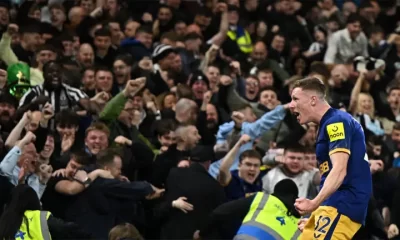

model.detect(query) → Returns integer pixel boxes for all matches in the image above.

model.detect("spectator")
[324,14,368,64]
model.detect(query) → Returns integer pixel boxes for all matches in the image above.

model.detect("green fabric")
[101,92,160,160]
[100,92,128,123]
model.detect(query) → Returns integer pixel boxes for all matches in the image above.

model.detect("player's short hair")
[292,76,327,98]
[239,150,262,164]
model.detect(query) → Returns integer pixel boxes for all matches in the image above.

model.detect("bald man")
[76,43,94,68]
[68,7,85,28]
[151,124,201,188]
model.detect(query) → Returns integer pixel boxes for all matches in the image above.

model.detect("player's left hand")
[294,198,318,215]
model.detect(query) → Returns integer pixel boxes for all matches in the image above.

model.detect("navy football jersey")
[316,108,372,224]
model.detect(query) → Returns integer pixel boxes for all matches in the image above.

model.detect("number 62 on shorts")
[300,206,361,240]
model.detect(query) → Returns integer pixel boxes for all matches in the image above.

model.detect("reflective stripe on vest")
[16,210,52,240]
[234,192,301,240]
[227,30,253,53]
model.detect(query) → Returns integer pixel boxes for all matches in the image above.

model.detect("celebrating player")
[290,77,372,239]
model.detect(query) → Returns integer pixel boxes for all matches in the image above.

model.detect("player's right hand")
[294,198,318,215]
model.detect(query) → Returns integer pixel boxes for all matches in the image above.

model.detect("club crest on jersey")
[327,122,345,142]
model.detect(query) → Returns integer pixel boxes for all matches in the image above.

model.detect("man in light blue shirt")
[0,131,49,199]
[209,104,289,178]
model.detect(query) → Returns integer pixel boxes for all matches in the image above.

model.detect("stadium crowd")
[0,0,399,239]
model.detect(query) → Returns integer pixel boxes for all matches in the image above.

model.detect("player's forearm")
[313,167,346,206]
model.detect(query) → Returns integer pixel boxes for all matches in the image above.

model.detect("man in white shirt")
[262,146,320,198]
[324,14,368,64]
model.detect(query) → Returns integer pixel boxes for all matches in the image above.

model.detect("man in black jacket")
[157,145,226,239]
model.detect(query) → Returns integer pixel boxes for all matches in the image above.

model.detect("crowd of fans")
[0,0,399,239]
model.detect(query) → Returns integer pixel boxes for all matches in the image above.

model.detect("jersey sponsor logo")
[326,122,345,142]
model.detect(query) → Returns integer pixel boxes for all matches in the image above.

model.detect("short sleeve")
[325,117,352,156]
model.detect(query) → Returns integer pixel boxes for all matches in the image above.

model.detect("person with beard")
[205,103,221,142]
[152,5,176,42]
[76,43,95,69]
[81,67,96,96]
[113,54,133,92]
[11,21,42,66]
[151,124,201,188]
[0,93,18,141]
[194,179,301,240]
[19,61,88,118]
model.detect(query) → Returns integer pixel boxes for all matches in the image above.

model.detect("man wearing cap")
[158,145,226,239]
[189,70,210,101]
[194,179,302,240]
[147,43,178,96]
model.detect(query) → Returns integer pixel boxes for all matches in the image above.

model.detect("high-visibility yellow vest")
[15,210,52,240]
[227,30,253,54]
[234,192,301,240]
